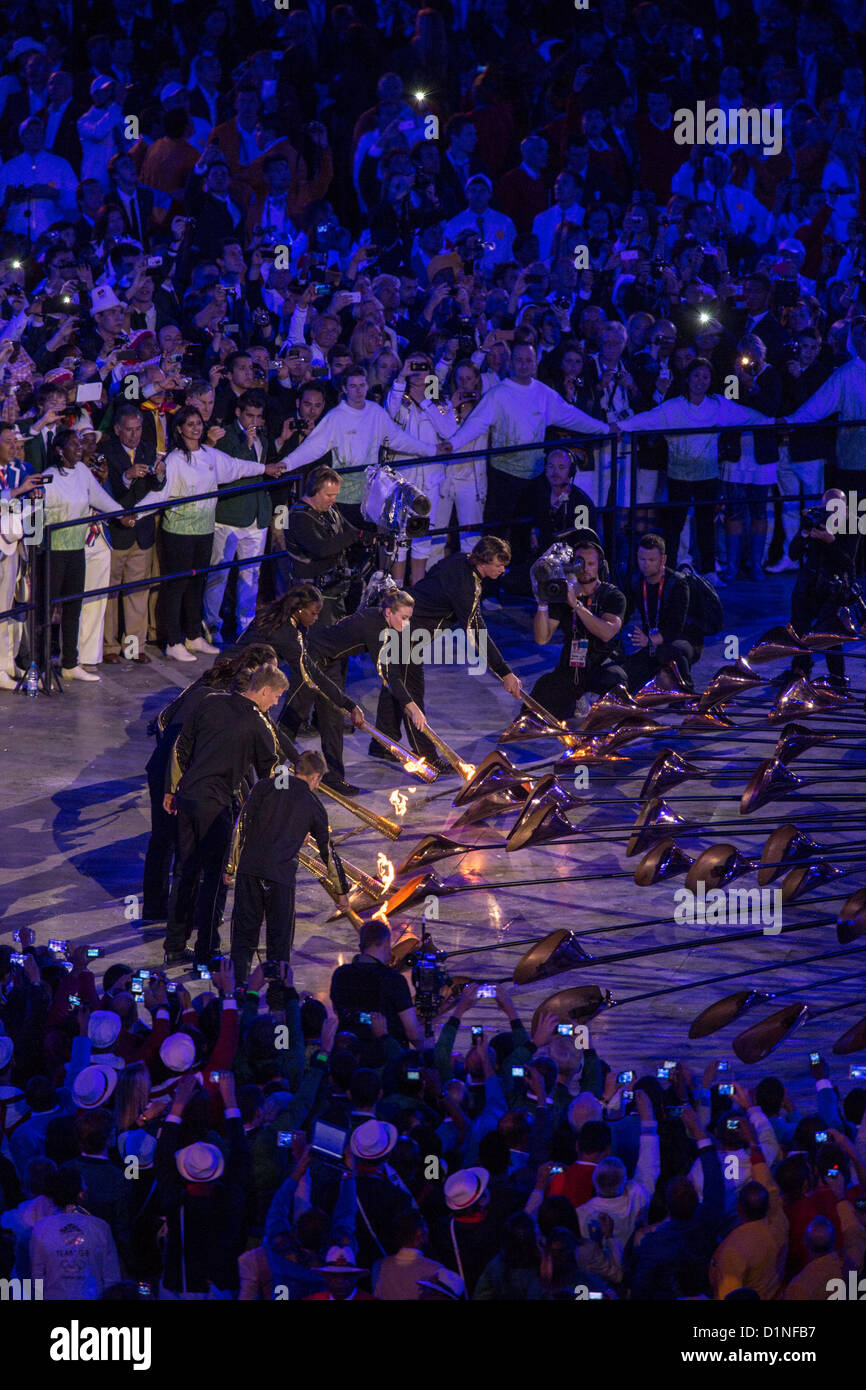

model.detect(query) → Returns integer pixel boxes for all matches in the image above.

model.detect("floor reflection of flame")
[460,853,488,877]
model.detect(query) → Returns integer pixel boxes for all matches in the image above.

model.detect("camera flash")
[414,91,426,102]
[698,311,710,323]
[11,260,21,270]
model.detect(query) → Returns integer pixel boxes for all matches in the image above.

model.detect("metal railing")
[0,415,857,693]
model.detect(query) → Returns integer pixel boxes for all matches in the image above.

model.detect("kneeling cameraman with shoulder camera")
[786,488,860,689]
[530,531,627,720]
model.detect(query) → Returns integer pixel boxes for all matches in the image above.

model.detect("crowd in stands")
[2,927,866,1300]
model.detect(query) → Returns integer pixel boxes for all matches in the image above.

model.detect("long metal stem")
[614,942,866,1008]
[428,892,854,959]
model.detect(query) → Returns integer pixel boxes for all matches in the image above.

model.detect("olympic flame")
[457,761,477,781]
[371,853,396,923]
[377,852,395,895]
[404,758,432,777]
[389,789,408,817]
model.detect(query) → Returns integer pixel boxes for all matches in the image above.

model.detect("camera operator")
[531,535,626,719]
[330,919,424,1047]
[622,533,700,691]
[786,489,859,689]
[371,535,523,770]
[269,381,329,595]
[284,465,369,630]
[225,750,350,984]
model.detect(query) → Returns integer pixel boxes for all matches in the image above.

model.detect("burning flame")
[405,758,430,776]
[457,761,477,781]
[376,852,395,895]
[371,853,395,924]
[389,789,408,817]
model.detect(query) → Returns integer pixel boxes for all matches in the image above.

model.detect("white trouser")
[443,462,486,552]
[580,437,663,511]
[204,522,267,636]
[78,533,111,666]
[776,453,824,548]
[401,464,452,563]
[0,547,21,676]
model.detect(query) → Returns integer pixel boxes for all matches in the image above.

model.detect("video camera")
[363,462,431,541]
[530,539,589,604]
[802,505,830,531]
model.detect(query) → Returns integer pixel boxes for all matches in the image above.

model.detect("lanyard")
[641,572,665,630]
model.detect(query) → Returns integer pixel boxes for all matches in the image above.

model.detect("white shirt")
[449,376,609,479]
[0,150,78,240]
[788,356,866,471]
[143,446,267,534]
[532,201,586,259]
[696,180,768,239]
[620,395,768,480]
[282,400,437,504]
[77,102,126,187]
[443,207,516,269]
[43,463,125,551]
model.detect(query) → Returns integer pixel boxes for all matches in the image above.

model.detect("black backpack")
[675,564,724,637]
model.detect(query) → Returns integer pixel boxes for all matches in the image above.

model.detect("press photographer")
[622,534,701,692]
[786,489,860,690]
[530,533,627,720]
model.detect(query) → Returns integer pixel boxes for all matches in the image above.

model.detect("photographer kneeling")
[531,534,627,720]
[622,533,701,692]
[785,489,860,690]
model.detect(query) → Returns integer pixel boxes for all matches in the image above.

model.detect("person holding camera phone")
[225,749,350,984]
[531,535,626,720]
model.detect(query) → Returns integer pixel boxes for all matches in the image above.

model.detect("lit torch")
[422,722,476,782]
[356,716,438,782]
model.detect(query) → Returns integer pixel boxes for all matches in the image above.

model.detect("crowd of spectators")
[2,928,866,1301]
[2,0,866,689]
[2,0,866,1309]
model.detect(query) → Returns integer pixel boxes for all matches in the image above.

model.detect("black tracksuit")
[285,500,362,627]
[164,692,281,960]
[228,773,348,980]
[235,616,354,779]
[374,554,512,759]
[622,567,700,690]
[789,529,860,679]
[143,678,214,920]
[531,580,628,719]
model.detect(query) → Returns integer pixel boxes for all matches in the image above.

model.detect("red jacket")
[494,166,552,235]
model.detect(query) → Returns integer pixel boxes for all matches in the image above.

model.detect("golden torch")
[355,715,439,783]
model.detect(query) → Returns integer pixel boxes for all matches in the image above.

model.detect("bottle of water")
[24,661,38,698]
